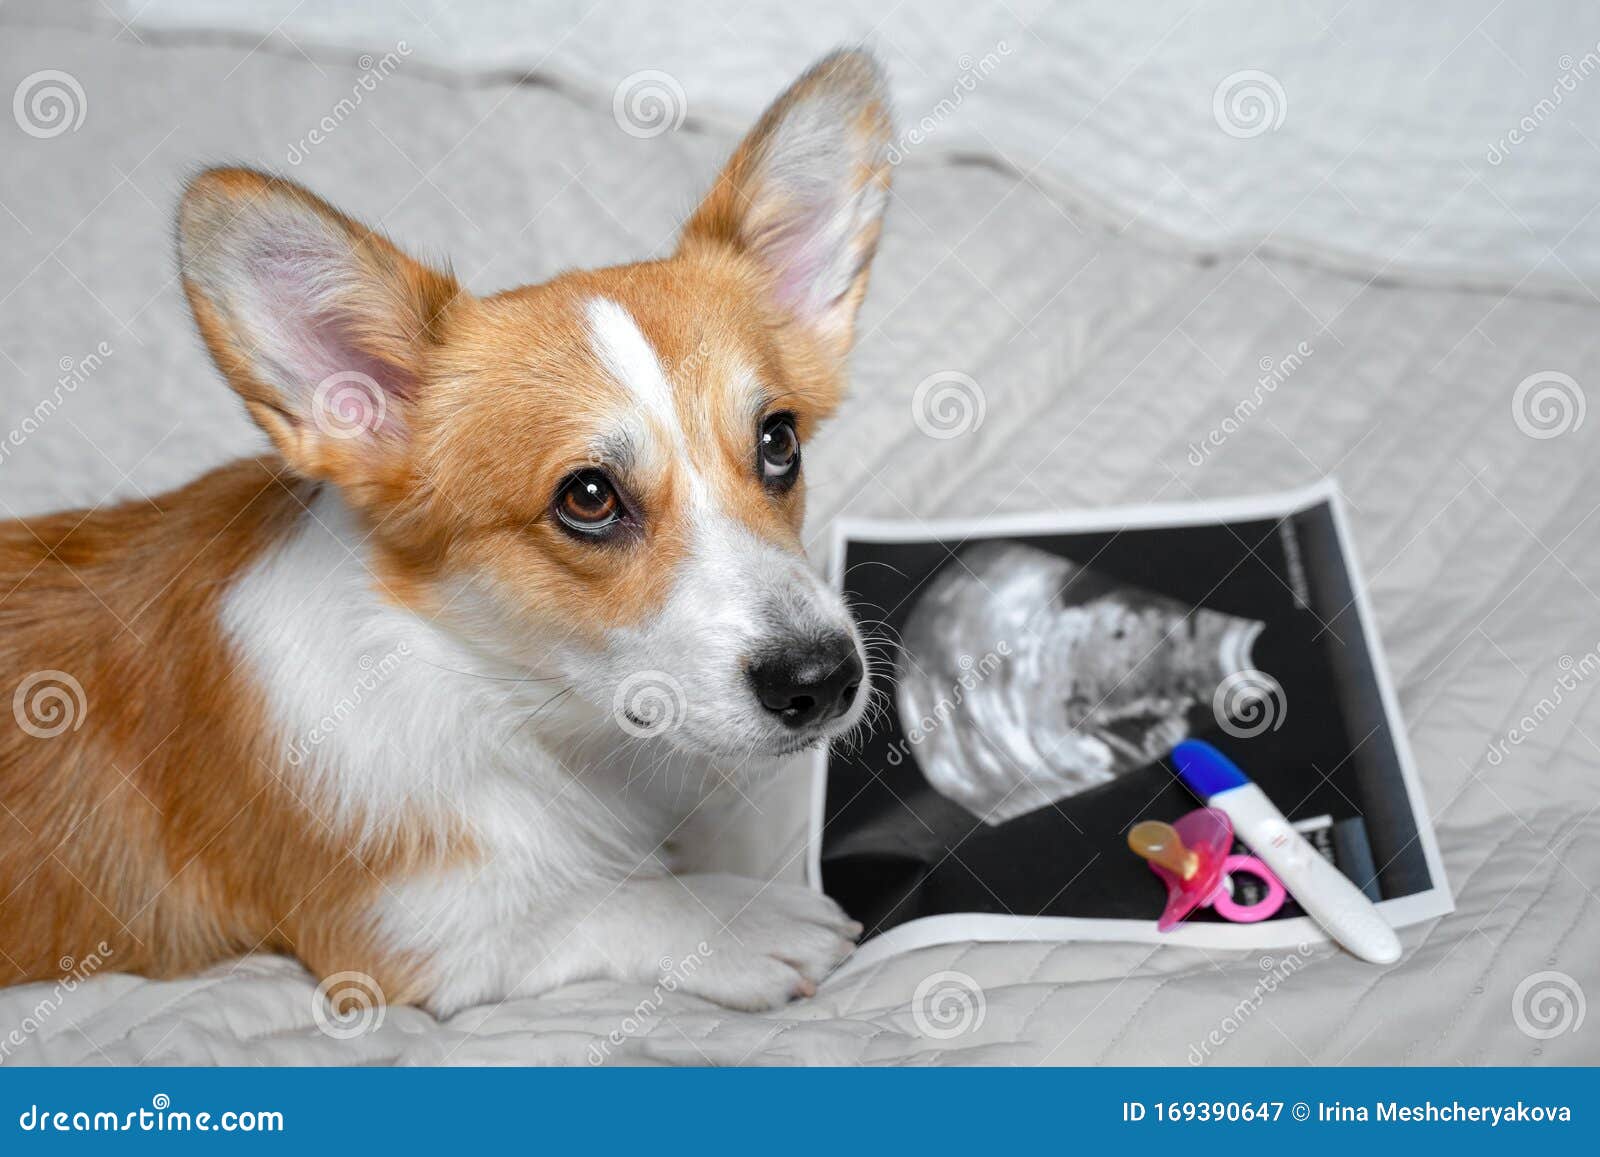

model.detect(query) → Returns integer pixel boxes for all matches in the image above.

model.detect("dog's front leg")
[418,873,861,1017]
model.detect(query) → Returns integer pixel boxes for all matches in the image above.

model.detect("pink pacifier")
[1128,808,1286,930]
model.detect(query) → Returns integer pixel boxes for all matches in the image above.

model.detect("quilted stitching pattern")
[1,13,1596,1066]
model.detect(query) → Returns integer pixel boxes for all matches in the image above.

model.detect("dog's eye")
[554,470,624,536]
[759,414,800,488]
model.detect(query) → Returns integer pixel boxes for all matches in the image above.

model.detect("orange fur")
[0,50,891,1002]
[0,460,456,1002]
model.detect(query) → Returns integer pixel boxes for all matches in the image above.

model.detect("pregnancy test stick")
[1170,739,1402,965]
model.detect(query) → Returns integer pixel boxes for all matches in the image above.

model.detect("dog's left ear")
[177,168,462,498]
[680,49,892,363]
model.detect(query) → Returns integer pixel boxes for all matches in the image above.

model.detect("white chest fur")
[217,491,678,949]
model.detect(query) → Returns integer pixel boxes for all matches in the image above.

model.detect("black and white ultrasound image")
[820,499,1434,937]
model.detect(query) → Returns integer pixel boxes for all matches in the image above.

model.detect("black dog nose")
[748,636,864,728]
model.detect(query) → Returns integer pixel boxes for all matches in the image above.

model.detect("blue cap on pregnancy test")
[1170,739,1250,800]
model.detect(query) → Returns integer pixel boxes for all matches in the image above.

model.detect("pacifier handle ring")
[1209,855,1287,923]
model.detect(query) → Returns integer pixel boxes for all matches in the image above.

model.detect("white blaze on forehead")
[585,297,682,444]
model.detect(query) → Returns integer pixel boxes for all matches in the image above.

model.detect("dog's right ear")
[177,169,463,493]
[678,50,892,367]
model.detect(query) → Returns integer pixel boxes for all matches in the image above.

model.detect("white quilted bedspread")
[1,4,1597,1065]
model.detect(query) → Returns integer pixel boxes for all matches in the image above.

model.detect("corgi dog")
[0,51,890,1016]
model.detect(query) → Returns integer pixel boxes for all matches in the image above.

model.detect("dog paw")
[661,874,861,1011]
